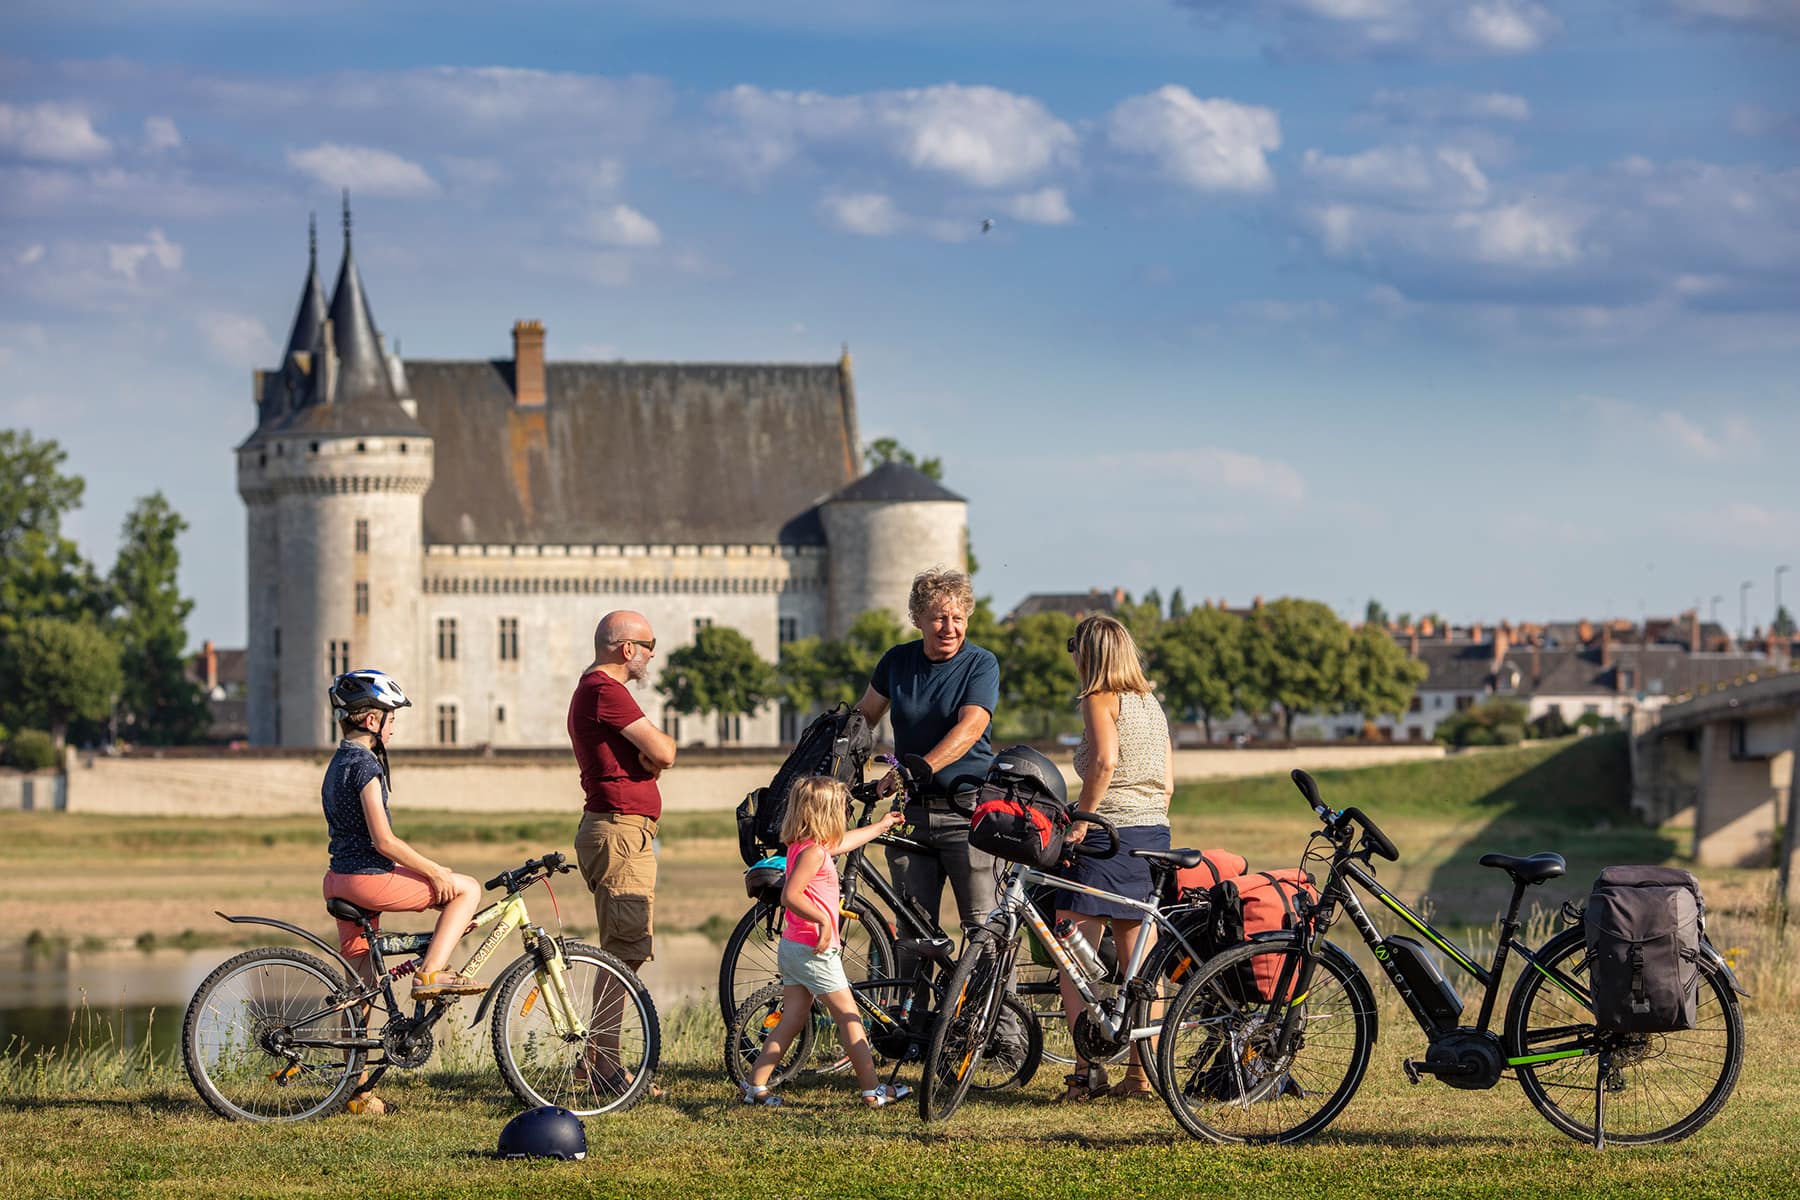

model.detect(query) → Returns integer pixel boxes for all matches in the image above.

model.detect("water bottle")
[1053,918,1104,980]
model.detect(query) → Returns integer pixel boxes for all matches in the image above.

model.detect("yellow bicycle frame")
[457,891,588,1038]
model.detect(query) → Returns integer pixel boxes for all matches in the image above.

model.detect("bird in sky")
[980,218,995,234]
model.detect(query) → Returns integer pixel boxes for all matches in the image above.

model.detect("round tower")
[818,461,968,639]
[238,201,432,746]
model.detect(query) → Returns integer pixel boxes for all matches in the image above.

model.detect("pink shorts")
[323,868,440,960]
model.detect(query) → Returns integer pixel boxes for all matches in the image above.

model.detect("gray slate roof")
[407,359,860,546]
[830,461,964,504]
[1414,640,1766,698]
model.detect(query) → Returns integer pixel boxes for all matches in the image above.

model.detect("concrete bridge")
[1631,666,1800,904]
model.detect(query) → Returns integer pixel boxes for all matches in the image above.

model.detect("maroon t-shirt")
[567,670,662,819]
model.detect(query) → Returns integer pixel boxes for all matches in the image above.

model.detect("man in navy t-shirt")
[856,567,1001,938]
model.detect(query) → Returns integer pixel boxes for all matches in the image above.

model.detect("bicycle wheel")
[723,983,817,1092]
[1017,960,1132,1070]
[182,946,364,1123]
[491,941,661,1117]
[968,995,1043,1092]
[919,937,1007,1122]
[716,897,895,1024]
[1507,926,1743,1145]
[1156,940,1373,1144]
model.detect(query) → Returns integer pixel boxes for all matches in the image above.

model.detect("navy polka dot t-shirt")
[322,740,394,875]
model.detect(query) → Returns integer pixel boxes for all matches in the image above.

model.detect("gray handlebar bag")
[1584,866,1704,1033]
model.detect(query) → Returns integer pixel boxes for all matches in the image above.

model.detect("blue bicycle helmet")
[328,669,412,721]
[497,1105,587,1160]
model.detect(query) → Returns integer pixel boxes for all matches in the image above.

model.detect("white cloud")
[19,244,46,266]
[1003,186,1074,225]
[0,102,111,162]
[576,203,662,247]
[712,83,1077,188]
[198,312,276,367]
[1301,144,1489,205]
[1101,446,1307,504]
[820,191,904,237]
[106,228,182,281]
[1176,0,1558,58]
[1105,87,1281,194]
[1654,410,1758,461]
[1364,88,1530,126]
[286,143,438,196]
[143,115,181,152]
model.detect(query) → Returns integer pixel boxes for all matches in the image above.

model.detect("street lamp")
[1710,594,1723,627]
[1740,580,1754,650]
[1778,565,1791,636]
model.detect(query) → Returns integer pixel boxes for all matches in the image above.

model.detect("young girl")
[740,776,908,1108]
[321,670,487,1113]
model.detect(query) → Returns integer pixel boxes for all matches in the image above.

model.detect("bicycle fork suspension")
[527,931,589,1038]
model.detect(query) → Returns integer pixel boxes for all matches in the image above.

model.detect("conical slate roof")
[827,460,964,504]
[326,196,395,406]
[283,214,327,359]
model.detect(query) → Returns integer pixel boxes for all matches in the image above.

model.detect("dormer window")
[1620,668,1636,691]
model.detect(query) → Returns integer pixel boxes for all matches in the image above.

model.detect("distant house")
[186,640,249,743]
[1005,588,1126,624]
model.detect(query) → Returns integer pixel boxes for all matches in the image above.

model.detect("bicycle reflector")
[497,1105,588,1160]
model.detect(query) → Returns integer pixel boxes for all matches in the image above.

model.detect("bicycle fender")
[469,952,533,1029]
[1700,940,1750,998]
[1247,932,1380,1046]
[213,910,362,985]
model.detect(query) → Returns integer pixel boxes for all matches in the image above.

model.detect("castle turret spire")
[326,190,395,405]
[282,212,327,359]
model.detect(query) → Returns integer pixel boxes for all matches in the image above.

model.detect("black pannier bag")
[1584,865,1704,1033]
[735,704,873,866]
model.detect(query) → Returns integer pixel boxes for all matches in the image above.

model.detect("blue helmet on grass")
[497,1105,587,1160]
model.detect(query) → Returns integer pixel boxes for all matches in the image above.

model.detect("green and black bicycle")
[1154,769,1746,1147]
[182,851,659,1122]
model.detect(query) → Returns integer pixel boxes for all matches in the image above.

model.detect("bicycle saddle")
[895,937,956,965]
[1477,852,1566,885]
[326,898,377,923]
[1131,847,1205,870]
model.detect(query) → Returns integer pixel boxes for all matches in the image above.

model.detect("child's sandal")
[741,1085,783,1107]
[861,1084,911,1108]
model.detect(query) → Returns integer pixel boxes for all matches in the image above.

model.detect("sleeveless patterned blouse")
[1073,690,1171,829]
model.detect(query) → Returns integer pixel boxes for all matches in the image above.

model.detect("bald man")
[569,611,677,972]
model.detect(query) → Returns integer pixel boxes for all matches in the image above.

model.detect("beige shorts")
[575,811,658,964]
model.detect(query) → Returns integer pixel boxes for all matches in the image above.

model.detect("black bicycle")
[1154,769,1746,1147]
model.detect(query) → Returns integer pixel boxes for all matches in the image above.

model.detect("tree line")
[0,431,210,767]
[656,593,1428,745]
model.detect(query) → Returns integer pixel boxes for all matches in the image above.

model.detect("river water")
[0,934,723,1060]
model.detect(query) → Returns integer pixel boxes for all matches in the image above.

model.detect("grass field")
[3,735,1795,1197]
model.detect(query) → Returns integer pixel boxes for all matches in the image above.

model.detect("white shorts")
[777,938,851,996]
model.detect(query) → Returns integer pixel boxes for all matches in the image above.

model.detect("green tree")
[110,493,211,745]
[657,625,778,740]
[1154,605,1245,742]
[1245,598,1350,741]
[862,437,943,482]
[1435,698,1529,747]
[1364,599,1389,627]
[1395,612,1414,630]
[1167,587,1188,620]
[999,611,1078,738]
[1,616,121,747]
[0,430,106,629]
[1114,592,1163,640]
[776,609,908,714]
[1339,620,1427,722]
[1775,605,1796,638]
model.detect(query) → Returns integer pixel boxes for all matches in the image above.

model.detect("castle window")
[355,519,369,553]
[354,581,369,616]
[355,441,366,453]
[399,442,408,454]
[662,711,682,741]
[498,616,519,662]
[273,627,281,658]
[437,703,459,746]
[258,452,267,466]
[1407,696,1421,713]
[437,618,459,661]
[778,617,798,645]
[328,639,352,676]
[717,714,742,744]
[693,616,713,638]
[309,441,319,454]
[496,705,506,724]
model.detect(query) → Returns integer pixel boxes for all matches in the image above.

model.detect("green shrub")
[5,730,58,772]
[1494,723,1526,746]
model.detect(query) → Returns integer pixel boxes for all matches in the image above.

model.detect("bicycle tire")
[1507,925,1743,1145]
[490,941,661,1117]
[715,896,896,1024]
[182,946,365,1123]
[1156,939,1373,1144]
[723,983,818,1092]
[968,994,1044,1092]
[918,936,1007,1122]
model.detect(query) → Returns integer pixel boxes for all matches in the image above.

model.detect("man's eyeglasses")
[1067,637,1077,654]
[611,638,656,652]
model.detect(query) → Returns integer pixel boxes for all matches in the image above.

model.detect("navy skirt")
[1057,824,1170,921]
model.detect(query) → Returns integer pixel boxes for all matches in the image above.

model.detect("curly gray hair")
[908,566,975,628]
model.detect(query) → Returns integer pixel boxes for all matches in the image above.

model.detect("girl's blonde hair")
[780,776,850,852]
[1072,614,1154,698]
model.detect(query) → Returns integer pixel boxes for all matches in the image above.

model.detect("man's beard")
[626,656,650,683]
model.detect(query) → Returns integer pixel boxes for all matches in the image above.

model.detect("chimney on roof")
[1472,621,1484,643]
[1531,635,1542,687]
[1491,626,1509,673]
[1409,625,1419,657]
[203,639,218,692]
[1113,587,1127,607]
[1688,609,1701,657]
[1443,621,1453,640]
[512,320,546,407]
[1419,616,1435,637]
[1578,618,1594,644]
[1253,595,1264,610]
[1601,624,1613,668]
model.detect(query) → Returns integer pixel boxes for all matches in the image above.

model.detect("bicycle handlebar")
[1289,769,1399,862]
[484,851,575,893]
[1066,809,1121,860]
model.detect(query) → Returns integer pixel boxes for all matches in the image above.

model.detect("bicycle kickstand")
[1591,1050,1608,1151]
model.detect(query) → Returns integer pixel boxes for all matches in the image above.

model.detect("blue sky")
[2,1,1797,647]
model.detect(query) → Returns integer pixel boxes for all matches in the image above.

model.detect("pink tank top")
[781,839,841,949]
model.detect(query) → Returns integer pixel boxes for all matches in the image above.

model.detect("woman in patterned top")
[1055,615,1174,1102]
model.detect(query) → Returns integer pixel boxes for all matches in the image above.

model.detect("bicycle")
[182,851,660,1122]
[1154,769,1746,1147]
[917,802,1216,1123]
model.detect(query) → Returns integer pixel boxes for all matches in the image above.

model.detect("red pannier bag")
[1211,869,1319,1000]
[1173,849,1250,903]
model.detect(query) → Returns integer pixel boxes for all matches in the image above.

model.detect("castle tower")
[818,461,968,638]
[238,199,433,746]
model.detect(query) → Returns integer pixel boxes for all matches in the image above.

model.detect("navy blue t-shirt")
[321,740,394,875]
[871,640,1000,793]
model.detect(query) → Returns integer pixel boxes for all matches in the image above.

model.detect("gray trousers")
[885,805,1001,941]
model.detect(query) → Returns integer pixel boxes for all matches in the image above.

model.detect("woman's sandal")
[345,1093,390,1115]
[741,1085,783,1108]
[1056,1065,1110,1103]
[861,1084,911,1108]
[1107,1071,1155,1100]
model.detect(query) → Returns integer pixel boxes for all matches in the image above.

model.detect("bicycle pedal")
[1401,1059,1422,1086]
